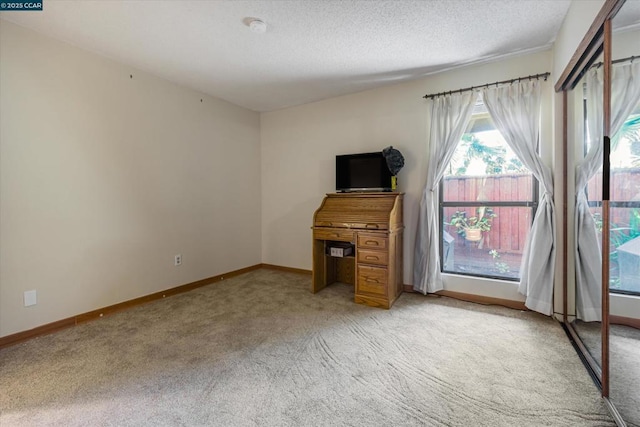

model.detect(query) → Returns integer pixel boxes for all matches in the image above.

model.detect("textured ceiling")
[613,0,640,30]
[1,0,573,112]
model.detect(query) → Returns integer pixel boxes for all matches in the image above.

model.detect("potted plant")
[449,207,496,242]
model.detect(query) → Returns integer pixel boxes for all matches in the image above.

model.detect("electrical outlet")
[174,254,182,266]
[24,290,37,307]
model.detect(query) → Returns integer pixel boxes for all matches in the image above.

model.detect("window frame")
[438,122,539,282]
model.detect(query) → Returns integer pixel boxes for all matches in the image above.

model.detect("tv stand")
[311,192,404,309]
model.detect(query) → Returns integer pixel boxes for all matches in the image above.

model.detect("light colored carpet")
[573,320,602,366]
[573,320,640,426]
[610,325,640,427]
[1,269,614,426]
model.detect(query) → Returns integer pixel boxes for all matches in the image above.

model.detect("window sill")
[610,292,640,320]
[441,273,525,304]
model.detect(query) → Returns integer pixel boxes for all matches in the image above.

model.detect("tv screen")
[336,152,392,192]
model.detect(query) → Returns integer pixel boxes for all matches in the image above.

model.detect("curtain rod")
[422,72,550,100]
[590,54,638,69]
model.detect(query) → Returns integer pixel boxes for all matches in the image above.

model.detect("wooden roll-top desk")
[311,192,404,309]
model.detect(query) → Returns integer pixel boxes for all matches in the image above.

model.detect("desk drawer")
[357,249,388,266]
[314,228,355,242]
[357,234,388,250]
[357,265,388,296]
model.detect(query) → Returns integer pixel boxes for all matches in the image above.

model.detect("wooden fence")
[440,170,640,255]
[442,174,533,255]
[587,170,640,227]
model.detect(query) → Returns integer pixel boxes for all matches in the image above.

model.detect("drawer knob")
[365,255,379,261]
[365,223,379,229]
[365,276,380,283]
[365,240,379,246]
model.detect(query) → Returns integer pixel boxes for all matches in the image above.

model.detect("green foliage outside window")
[453,133,527,175]
[449,207,497,235]
[592,210,640,290]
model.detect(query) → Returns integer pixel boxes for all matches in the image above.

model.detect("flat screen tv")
[336,152,392,192]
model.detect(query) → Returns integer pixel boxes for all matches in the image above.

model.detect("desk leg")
[312,239,328,293]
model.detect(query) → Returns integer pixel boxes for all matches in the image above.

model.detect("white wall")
[553,0,605,81]
[261,50,554,303]
[0,21,262,337]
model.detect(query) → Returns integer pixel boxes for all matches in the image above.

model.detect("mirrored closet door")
[609,2,640,425]
[560,0,640,425]
[567,50,605,376]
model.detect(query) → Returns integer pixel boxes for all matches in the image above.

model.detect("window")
[440,103,538,280]
[586,104,640,296]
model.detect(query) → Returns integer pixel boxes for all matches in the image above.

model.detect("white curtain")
[413,91,478,294]
[575,67,604,322]
[575,61,640,321]
[482,80,556,315]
